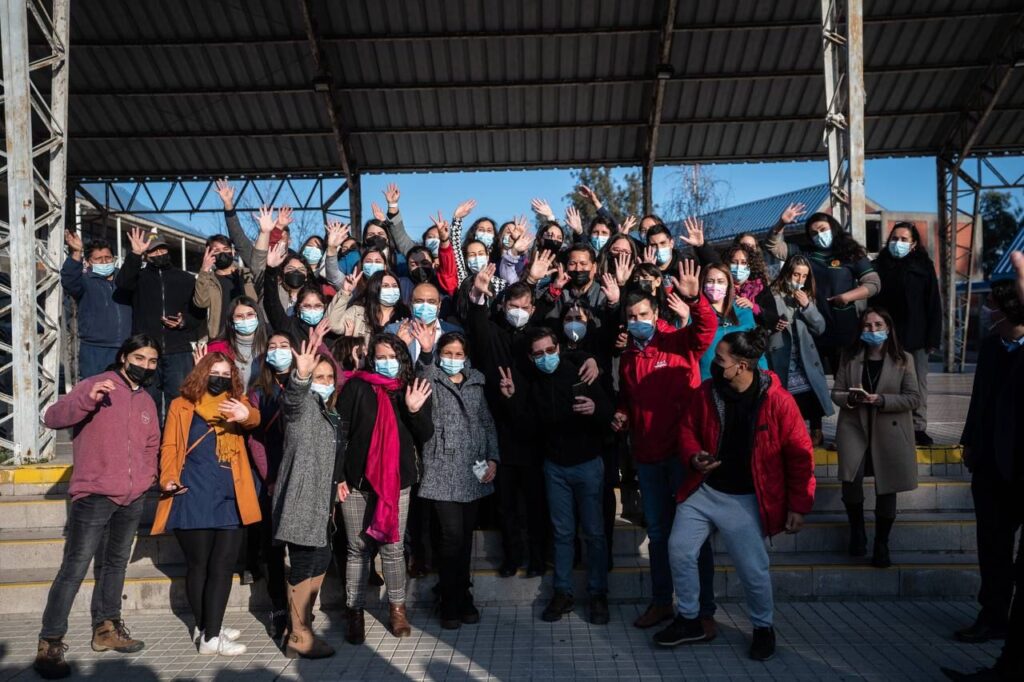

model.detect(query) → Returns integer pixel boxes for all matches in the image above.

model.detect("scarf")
[351,371,404,544]
[194,392,245,464]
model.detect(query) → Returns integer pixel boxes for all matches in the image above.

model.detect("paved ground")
[0,600,1001,681]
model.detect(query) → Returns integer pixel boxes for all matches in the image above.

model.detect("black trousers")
[972,470,1024,628]
[174,528,244,637]
[257,495,288,609]
[497,463,548,568]
[431,499,479,602]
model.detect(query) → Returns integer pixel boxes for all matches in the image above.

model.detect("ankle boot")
[844,503,867,556]
[389,603,412,637]
[872,516,895,568]
[285,580,335,659]
[346,608,366,644]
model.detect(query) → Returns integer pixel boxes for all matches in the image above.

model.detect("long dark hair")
[362,219,400,272]
[844,306,905,365]
[108,333,162,371]
[598,233,639,279]
[875,220,932,268]
[466,217,497,252]
[722,243,768,288]
[354,270,409,335]
[251,330,297,399]
[219,296,268,358]
[771,254,818,301]
[804,212,866,262]
[702,262,739,326]
[366,332,415,387]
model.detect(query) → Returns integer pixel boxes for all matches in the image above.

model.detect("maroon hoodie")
[44,370,160,506]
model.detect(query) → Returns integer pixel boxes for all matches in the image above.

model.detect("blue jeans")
[636,458,717,616]
[544,458,608,597]
[40,494,146,639]
[78,343,119,380]
[146,350,193,421]
[669,484,774,628]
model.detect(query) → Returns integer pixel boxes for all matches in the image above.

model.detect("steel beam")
[643,0,679,215]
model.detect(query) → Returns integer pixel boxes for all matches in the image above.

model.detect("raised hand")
[665,291,690,321]
[88,379,116,403]
[676,259,701,298]
[679,217,705,247]
[127,227,150,256]
[531,198,555,221]
[780,202,807,225]
[619,214,637,235]
[564,205,583,235]
[411,320,435,354]
[396,319,414,346]
[453,199,477,221]
[497,366,515,398]
[430,211,451,244]
[341,266,362,295]
[201,247,216,273]
[405,377,432,413]
[292,337,319,379]
[266,240,288,269]
[383,182,400,206]
[276,205,294,228]
[255,205,276,234]
[215,178,235,210]
[473,262,496,297]
[614,252,634,286]
[600,273,620,306]
[311,318,330,350]
[371,202,386,223]
[219,398,251,423]
[326,220,350,254]
[64,229,83,254]
[553,263,570,289]
[577,184,602,209]
[511,229,534,256]
[1011,251,1024,304]
[192,341,208,366]
[642,245,657,265]
[527,249,556,283]
[342,316,357,338]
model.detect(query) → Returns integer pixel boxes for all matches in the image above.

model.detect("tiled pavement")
[0,600,1001,681]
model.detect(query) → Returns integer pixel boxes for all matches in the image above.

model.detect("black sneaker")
[541,592,574,622]
[460,591,480,625]
[589,595,609,625]
[749,626,776,661]
[653,615,705,647]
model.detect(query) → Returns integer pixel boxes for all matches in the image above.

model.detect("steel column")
[348,174,362,239]
[642,0,679,215]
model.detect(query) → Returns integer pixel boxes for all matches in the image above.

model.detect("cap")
[145,237,170,253]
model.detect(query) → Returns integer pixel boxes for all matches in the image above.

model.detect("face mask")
[505,307,530,329]
[704,282,727,302]
[1002,336,1024,352]
[656,247,673,265]
[299,308,324,326]
[627,319,656,341]
[379,287,401,306]
[338,250,361,276]
[590,235,609,251]
[540,238,562,253]
[283,271,307,289]
[91,262,115,277]
[638,280,655,293]
[424,238,440,256]
[266,348,292,371]
[888,240,911,259]
[563,321,587,342]
[233,317,258,335]
[214,252,235,270]
[148,253,171,269]
[310,382,335,401]
[302,246,323,265]
[375,358,400,378]
[207,375,232,396]
[123,362,155,387]
[812,230,834,249]
[439,357,465,376]
[477,233,495,249]
[410,266,434,285]
[366,235,388,252]
[501,235,514,249]
[710,362,731,384]
[789,279,804,291]
[467,255,488,273]
[861,330,888,346]
[533,352,560,374]
[568,270,591,288]
[412,302,439,324]
[362,262,385,278]
[730,264,750,283]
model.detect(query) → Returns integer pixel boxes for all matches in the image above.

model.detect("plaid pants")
[341,487,411,608]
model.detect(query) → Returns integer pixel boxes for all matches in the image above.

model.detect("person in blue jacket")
[698,262,766,380]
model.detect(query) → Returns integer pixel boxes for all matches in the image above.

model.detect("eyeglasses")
[529,346,558,359]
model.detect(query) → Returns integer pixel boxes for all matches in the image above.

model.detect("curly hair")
[179,352,245,402]
[722,244,767,287]
[365,332,415,387]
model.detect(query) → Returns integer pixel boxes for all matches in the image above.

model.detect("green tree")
[980,190,1023,276]
[564,167,644,225]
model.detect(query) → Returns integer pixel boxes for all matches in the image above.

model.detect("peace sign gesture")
[292,335,319,380]
[341,266,363,295]
[676,259,701,298]
[405,377,433,413]
[497,367,515,398]
[430,211,450,243]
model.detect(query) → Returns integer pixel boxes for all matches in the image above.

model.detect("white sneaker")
[220,627,241,642]
[198,634,247,656]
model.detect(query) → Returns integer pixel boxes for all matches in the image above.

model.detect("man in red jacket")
[612,259,719,632]
[655,328,815,661]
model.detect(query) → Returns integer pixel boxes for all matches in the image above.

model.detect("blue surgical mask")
[302,246,323,265]
[861,330,888,346]
[439,357,465,376]
[339,250,361,276]
[590,235,609,251]
[627,319,656,341]
[730,264,750,283]
[379,287,401,306]
[233,317,259,335]
[299,308,324,326]
[563,321,587,342]
[310,382,335,401]
[266,348,292,371]
[812,230,833,249]
[91,262,115,277]
[375,358,400,378]
[888,240,911,259]
[362,262,385,278]
[468,255,488,273]
[477,233,494,249]
[533,352,560,374]
[412,302,438,324]
[656,247,672,265]
[425,238,441,256]
[501,235,514,249]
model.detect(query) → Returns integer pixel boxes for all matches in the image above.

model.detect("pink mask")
[704,282,727,302]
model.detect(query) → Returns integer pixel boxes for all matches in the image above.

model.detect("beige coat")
[831,350,921,495]
[193,266,259,341]
[325,288,373,344]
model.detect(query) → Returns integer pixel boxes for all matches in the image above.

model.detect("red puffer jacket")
[677,371,816,537]
[617,294,717,464]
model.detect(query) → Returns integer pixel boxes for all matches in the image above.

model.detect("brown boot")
[285,580,335,659]
[307,574,334,652]
[389,603,412,637]
[34,638,70,679]
[346,607,366,644]
[634,603,675,629]
[91,619,145,653]
[701,616,718,642]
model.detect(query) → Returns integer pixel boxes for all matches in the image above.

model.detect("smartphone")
[695,452,718,465]
[571,381,588,398]
[848,386,869,401]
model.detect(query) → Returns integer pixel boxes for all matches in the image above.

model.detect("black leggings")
[431,500,478,602]
[174,528,243,638]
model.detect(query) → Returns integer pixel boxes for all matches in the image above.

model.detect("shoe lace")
[47,640,69,659]
[114,620,133,641]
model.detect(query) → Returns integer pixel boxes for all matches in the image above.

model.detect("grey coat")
[766,291,834,417]
[416,362,500,503]
[272,372,342,547]
[832,350,921,495]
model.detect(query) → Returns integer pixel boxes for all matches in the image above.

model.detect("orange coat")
[151,396,262,535]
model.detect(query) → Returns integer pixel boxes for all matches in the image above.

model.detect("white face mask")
[505,307,530,329]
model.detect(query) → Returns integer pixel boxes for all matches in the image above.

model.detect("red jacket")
[677,371,816,537]
[617,294,717,464]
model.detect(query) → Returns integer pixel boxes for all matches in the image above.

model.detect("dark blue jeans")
[637,457,716,616]
[544,457,608,597]
[78,343,119,380]
[146,350,193,421]
[40,494,146,639]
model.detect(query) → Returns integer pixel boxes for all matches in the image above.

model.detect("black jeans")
[431,500,479,603]
[145,350,193,422]
[40,495,146,639]
[972,470,1024,628]
[257,495,287,609]
[497,463,548,568]
[174,528,243,638]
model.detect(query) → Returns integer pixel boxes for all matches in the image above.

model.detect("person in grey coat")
[765,255,835,446]
[414,328,499,630]
[271,331,340,660]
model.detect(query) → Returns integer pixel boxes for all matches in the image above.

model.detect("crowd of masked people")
[32,178,1024,682]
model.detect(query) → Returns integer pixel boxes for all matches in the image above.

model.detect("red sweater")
[677,372,816,537]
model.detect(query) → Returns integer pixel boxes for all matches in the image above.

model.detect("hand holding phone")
[692,451,720,474]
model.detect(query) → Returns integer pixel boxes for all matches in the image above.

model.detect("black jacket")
[114,252,202,354]
[870,250,942,352]
[332,377,434,492]
[961,335,1024,480]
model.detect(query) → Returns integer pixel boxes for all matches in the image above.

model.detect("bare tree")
[663,165,731,240]
[235,179,325,247]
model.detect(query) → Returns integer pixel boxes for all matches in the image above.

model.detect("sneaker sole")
[654,633,707,647]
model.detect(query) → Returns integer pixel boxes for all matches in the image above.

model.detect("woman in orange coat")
[152,352,261,656]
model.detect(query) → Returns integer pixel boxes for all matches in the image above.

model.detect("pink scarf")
[736,278,765,314]
[351,371,404,544]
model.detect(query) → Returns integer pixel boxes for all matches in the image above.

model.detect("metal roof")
[59,0,1024,180]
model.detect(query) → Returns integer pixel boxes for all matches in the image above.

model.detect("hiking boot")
[589,596,609,625]
[345,608,366,644]
[34,638,70,680]
[653,615,705,647]
[634,603,674,629]
[541,592,574,622]
[749,626,776,661]
[389,603,412,637]
[460,591,480,625]
[91,619,145,653]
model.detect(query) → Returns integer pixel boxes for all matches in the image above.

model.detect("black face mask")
[207,375,232,396]
[366,235,388,252]
[540,239,562,253]
[214,252,234,270]
[148,253,171,269]
[568,271,591,288]
[283,271,307,289]
[410,266,435,285]
[123,362,156,387]
[638,280,655,293]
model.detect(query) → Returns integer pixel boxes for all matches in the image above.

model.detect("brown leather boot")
[701,616,718,642]
[34,638,70,679]
[285,580,335,659]
[634,603,675,629]
[346,608,366,644]
[307,574,334,652]
[91,619,145,653]
[389,603,412,637]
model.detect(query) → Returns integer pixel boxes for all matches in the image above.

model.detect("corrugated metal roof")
[60,0,1024,179]
[667,184,831,241]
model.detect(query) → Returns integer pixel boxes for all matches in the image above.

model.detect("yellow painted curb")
[0,465,73,485]
[813,446,962,466]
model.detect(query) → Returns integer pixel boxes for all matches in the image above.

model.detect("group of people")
[30,177,1023,682]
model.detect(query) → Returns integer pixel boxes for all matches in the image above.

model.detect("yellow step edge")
[813,446,962,466]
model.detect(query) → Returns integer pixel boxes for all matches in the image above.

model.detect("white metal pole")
[181,237,186,270]
[116,216,123,263]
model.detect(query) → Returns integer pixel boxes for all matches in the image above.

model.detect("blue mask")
[563,321,587,342]
[302,246,323,265]
[888,240,911,259]
[730,264,750,283]
[1002,336,1024,352]
[439,357,465,376]
[375,358,400,378]
[533,352,560,374]
[627,319,656,341]
[590,235,609,251]
[813,230,833,249]
[91,262,115,277]
[339,250,361,276]
[412,302,438,324]
[299,308,324,326]
[861,330,888,346]
[266,348,292,371]
[362,262,385,278]
[310,382,335,401]
[425,238,441,256]
[656,247,673,265]
[233,318,259,335]
[468,255,488,273]
[501,235,514,249]
[477,233,494,249]
[379,287,401,306]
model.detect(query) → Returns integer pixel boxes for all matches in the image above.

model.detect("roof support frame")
[643,0,679,215]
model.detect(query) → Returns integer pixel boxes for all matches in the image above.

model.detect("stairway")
[0,448,978,615]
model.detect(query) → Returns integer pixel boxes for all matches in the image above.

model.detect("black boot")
[872,515,895,568]
[844,503,867,557]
